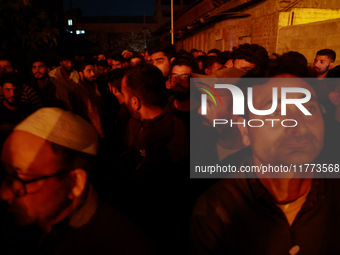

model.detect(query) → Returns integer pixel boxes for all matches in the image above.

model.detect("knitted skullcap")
[15,107,98,155]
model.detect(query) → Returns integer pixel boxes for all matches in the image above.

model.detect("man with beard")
[49,55,80,110]
[313,49,336,79]
[73,60,105,138]
[203,56,223,75]
[167,58,192,130]
[31,59,58,106]
[0,72,34,145]
[311,49,336,115]
[190,74,340,255]
[117,64,189,253]
[120,64,188,170]
[111,54,123,70]
[96,60,110,99]
[96,60,117,135]
[96,59,109,78]
[0,56,42,109]
[0,107,150,254]
[149,43,176,78]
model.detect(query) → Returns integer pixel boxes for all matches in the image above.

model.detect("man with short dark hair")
[96,59,109,78]
[111,54,123,70]
[193,44,269,79]
[0,58,14,79]
[122,64,168,122]
[0,57,42,109]
[0,107,150,254]
[207,48,221,57]
[31,59,58,106]
[203,56,223,75]
[231,43,269,76]
[74,60,105,138]
[190,74,340,254]
[118,64,189,253]
[148,44,176,78]
[313,48,336,79]
[97,53,106,61]
[96,60,114,124]
[49,55,80,109]
[49,55,79,84]
[129,54,145,67]
[168,58,193,129]
[108,68,125,105]
[0,72,34,145]
[78,61,96,83]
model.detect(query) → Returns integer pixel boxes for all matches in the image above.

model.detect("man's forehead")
[151,52,167,59]
[252,76,316,103]
[2,131,59,175]
[316,55,331,61]
[172,65,192,73]
[3,82,14,88]
[85,65,95,70]
[32,61,45,67]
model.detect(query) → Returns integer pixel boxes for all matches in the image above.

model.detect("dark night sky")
[63,0,155,16]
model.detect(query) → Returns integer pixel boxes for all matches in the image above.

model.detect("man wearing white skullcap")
[0,107,150,254]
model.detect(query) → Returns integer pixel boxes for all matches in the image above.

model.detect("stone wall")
[277,18,340,66]
[175,0,281,54]
[175,0,340,56]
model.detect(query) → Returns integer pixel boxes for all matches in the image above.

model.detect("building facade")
[173,0,340,65]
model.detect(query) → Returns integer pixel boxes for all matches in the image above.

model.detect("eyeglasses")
[0,166,71,197]
[169,74,190,81]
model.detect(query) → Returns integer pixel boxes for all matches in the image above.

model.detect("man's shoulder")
[47,188,151,254]
[142,107,188,139]
[49,66,61,78]
[82,201,151,254]
[49,67,80,84]
[90,201,140,230]
[194,177,253,214]
[220,147,252,167]
[0,102,34,118]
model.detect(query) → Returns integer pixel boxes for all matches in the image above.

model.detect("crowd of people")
[0,42,340,254]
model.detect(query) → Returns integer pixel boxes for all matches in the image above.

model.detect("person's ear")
[170,57,175,64]
[110,86,118,95]
[68,169,87,199]
[237,116,251,147]
[329,91,340,106]
[330,62,334,69]
[131,96,141,111]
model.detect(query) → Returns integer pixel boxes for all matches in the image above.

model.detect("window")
[68,19,73,26]
[75,30,85,35]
